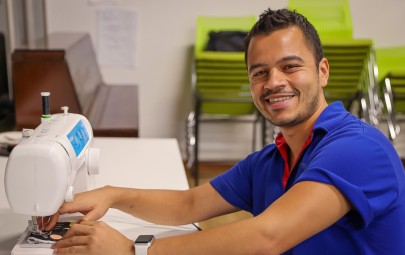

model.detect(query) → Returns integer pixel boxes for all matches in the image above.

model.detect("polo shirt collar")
[274,102,348,188]
[313,101,349,133]
[275,101,347,144]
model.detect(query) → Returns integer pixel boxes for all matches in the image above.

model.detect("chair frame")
[186,57,266,186]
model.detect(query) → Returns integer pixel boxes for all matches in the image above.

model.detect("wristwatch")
[134,235,155,255]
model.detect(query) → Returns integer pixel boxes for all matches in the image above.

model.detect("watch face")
[135,235,155,244]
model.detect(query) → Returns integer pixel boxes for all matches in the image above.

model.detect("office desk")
[0,138,196,255]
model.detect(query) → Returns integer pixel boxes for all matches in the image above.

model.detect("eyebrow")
[248,55,305,74]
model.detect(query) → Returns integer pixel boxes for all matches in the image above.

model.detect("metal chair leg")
[383,78,400,142]
[192,96,202,186]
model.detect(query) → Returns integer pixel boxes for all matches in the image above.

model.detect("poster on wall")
[89,0,121,4]
[97,8,137,68]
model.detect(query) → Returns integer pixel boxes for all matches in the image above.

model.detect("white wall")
[45,0,405,161]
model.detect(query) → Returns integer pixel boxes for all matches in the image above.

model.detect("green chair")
[186,16,265,185]
[376,46,405,141]
[322,39,380,124]
[288,0,353,40]
[288,0,380,125]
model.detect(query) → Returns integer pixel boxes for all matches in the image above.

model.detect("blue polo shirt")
[211,102,405,255]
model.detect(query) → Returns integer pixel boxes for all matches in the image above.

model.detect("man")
[50,8,405,255]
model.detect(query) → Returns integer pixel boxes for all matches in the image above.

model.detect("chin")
[269,115,298,127]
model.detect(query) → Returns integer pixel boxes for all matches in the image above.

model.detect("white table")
[0,138,196,255]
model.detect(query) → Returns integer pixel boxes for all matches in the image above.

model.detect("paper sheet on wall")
[88,0,120,5]
[97,9,137,68]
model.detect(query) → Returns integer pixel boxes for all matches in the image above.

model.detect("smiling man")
[50,8,405,255]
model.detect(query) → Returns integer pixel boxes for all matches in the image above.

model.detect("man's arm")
[147,180,351,255]
[109,183,240,225]
[53,180,351,254]
[51,183,239,227]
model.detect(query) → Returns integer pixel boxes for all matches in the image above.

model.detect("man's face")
[247,26,329,128]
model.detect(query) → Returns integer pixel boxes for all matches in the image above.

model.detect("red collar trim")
[275,131,313,189]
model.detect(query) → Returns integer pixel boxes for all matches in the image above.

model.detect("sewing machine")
[4,94,99,254]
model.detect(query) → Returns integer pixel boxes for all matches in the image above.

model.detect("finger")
[80,209,106,222]
[37,216,49,231]
[53,235,90,249]
[58,203,101,222]
[61,222,94,239]
[52,235,89,249]
[53,246,89,255]
[77,221,98,226]
[44,213,60,231]
[58,201,90,215]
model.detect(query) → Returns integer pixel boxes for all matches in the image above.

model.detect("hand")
[52,221,134,255]
[42,186,116,231]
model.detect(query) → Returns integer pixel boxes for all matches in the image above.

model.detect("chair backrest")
[193,16,257,116]
[288,0,353,40]
[195,16,256,56]
[321,39,379,124]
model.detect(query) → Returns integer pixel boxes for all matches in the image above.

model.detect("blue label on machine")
[67,120,89,157]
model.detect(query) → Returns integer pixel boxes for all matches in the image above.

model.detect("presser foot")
[28,216,44,234]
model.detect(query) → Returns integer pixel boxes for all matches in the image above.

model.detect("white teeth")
[269,96,293,103]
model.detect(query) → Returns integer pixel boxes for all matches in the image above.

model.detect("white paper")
[88,0,120,6]
[97,9,137,68]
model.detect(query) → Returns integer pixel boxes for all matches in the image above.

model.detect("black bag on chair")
[205,31,248,52]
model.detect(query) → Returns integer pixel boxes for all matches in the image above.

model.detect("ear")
[318,58,329,88]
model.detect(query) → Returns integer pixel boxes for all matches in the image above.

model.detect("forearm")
[147,181,351,255]
[106,183,238,226]
[149,217,276,255]
[106,186,195,225]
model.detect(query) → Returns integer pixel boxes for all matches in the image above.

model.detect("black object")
[41,92,50,116]
[0,32,14,132]
[0,143,14,156]
[205,31,248,52]
[0,33,8,96]
[135,235,155,244]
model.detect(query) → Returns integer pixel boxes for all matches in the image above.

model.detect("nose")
[264,69,286,90]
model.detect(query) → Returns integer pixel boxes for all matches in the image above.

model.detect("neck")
[280,101,327,162]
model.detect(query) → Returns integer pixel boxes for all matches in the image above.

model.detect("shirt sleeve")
[210,154,255,212]
[296,133,402,229]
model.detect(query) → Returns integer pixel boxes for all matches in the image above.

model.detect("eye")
[285,64,297,69]
[283,64,300,72]
[251,70,268,79]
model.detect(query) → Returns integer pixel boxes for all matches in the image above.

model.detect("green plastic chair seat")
[195,52,245,61]
[200,103,255,115]
[196,62,246,69]
[197,68,248,75]
[376,46,405,82]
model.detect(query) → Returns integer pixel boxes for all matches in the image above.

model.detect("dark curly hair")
[245,8,324,68]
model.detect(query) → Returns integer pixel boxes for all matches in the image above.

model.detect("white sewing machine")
[4,94,99,255]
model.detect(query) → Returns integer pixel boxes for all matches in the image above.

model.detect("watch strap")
[135,244,149,255]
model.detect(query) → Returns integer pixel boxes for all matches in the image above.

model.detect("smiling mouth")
[267,95,295,103]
